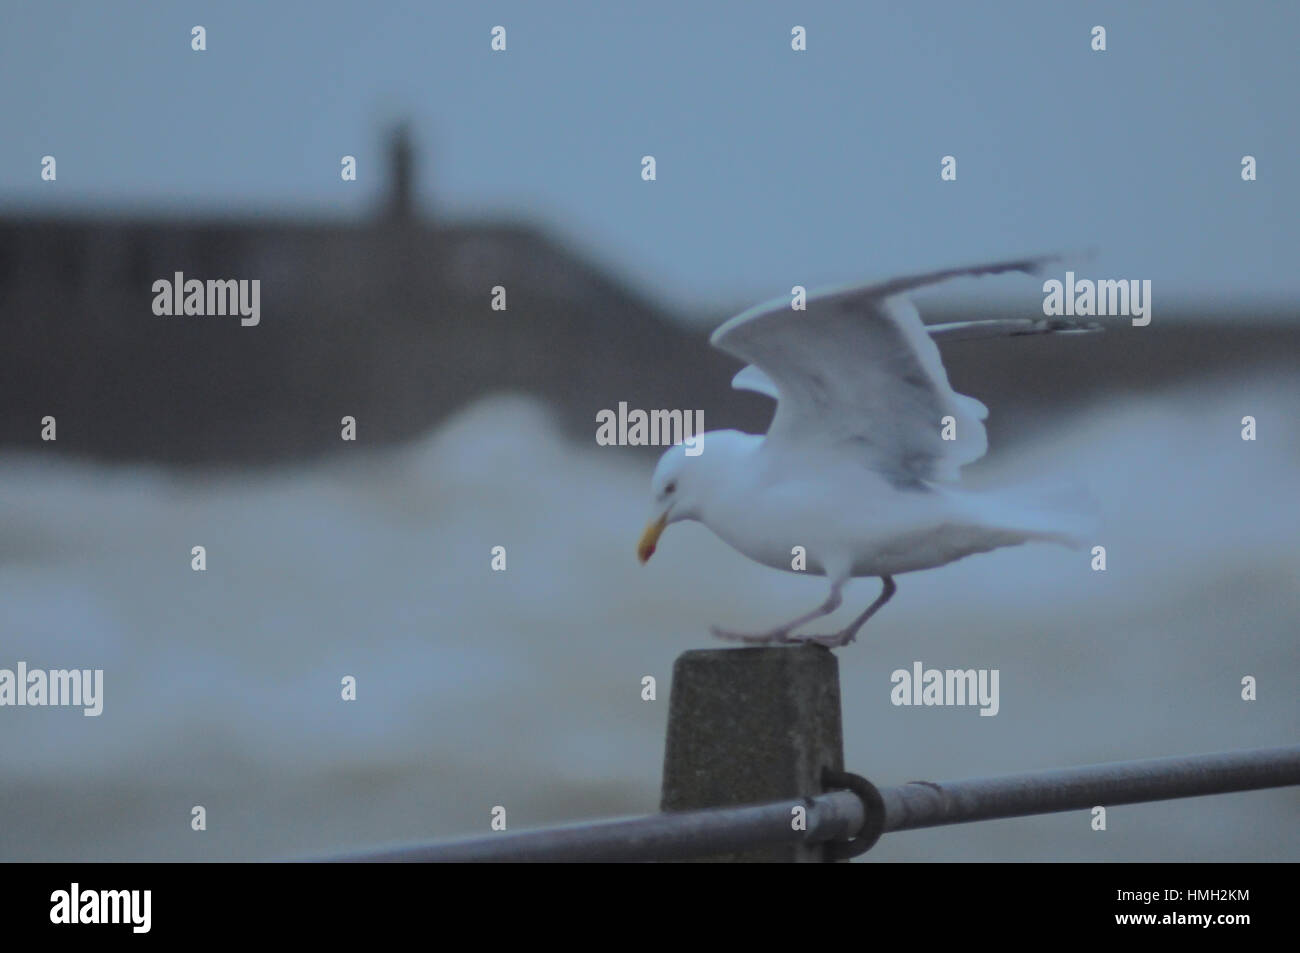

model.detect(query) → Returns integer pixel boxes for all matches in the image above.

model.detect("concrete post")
[660,645,845,862]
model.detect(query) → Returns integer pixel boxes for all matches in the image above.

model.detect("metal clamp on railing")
[820,768,886,860]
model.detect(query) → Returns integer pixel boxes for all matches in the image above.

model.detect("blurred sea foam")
[1,372,1297,861]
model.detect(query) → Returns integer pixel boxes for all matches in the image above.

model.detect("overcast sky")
[3,1,1296,314]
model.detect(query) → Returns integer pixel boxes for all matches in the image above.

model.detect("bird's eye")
[665,481,677,494]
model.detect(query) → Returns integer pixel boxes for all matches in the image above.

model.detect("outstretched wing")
[732,316,1098,395]
[926,316,1101,343]
[711,255,1059,483]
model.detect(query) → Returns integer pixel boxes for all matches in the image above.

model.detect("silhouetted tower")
[386,124,416,222]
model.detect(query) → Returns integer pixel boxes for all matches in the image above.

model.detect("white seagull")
[637,255,1095,648]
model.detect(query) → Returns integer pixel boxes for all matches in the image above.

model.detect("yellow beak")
[637,514,668,563]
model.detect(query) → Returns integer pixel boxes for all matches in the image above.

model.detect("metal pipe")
[321,744,1300,862]
[334,790,865,863]
[880,743,1300,832]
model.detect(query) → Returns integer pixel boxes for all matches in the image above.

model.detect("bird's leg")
[710,579,844,645]
[797,576,896,648]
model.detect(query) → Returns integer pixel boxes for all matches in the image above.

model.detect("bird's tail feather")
[982,480,1098,551]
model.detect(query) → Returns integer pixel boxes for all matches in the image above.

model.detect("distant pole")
[386,124,415,223]
[660,646,844,862]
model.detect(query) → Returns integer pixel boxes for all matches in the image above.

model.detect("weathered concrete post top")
[660,645,845,862]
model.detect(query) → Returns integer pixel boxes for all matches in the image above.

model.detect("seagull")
[636,255,1096,648]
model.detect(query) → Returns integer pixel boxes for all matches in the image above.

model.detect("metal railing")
[317,647,1299,862]
[328,744,1300,862]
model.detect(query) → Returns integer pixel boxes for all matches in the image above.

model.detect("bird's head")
[637,443,699,564]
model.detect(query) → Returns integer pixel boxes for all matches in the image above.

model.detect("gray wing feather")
[712,256,1070,482]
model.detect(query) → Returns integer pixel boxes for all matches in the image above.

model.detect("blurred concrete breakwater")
[2,129,1295,466]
